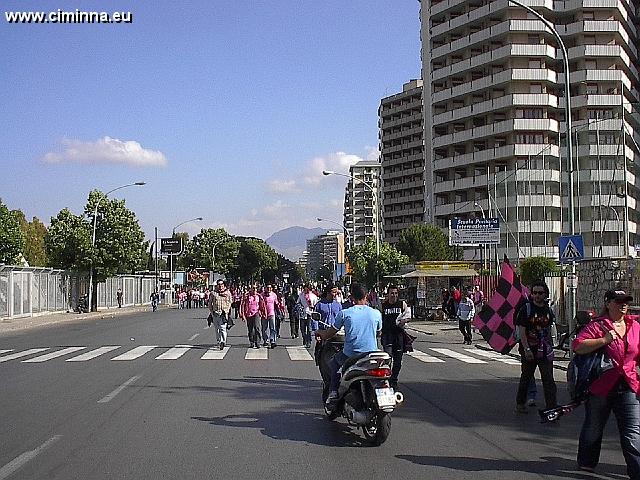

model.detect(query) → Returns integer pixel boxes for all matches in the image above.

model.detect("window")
[529,59,542,69]
[585,83,598,94]
[530,83,543,94]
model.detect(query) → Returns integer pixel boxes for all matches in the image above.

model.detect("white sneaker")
[325,391,338,404]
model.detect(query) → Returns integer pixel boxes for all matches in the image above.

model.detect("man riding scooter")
[315,283,382,406]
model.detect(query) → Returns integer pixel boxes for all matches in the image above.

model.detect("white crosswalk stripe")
[463,348,521,365]
[245,348,268,360]
[23,347,86,363]
[0,348,49,363]
[0,349,13,355]
[155,345,193,360]
[111,346,158,361]
[286,346,314,361]
[430,348,487,364]
[67,346,121,362]
[406,349,445,363]
[201,346,230,360]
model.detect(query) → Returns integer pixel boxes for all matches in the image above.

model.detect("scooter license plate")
[375,387,396,407]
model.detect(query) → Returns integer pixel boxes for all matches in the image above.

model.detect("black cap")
[604,289,633,303]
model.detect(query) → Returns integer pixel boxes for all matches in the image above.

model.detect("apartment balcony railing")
[433,143,560,171]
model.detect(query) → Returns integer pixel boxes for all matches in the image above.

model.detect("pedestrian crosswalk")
[0,344,521,366]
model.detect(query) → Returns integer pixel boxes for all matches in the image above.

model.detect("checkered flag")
[472,257,529,354]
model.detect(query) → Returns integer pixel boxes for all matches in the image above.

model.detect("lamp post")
[170,217,203,304]
[509,0,576,332]
[317,217,351,252]
[211,238,224,280]
[474,202,487,271]
[88,182,145,312]
[322,170,380,283]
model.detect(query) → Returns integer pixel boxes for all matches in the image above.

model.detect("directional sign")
[449,218,500,246]
[160,238,183,255]
[558,235,584,263]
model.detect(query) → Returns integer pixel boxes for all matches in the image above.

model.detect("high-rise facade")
[379,79,426,244]
[343,160,383,248]
[306,231,345,279]
[420,0,640,259]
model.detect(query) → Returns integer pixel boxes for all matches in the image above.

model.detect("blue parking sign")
[559,235,584,263]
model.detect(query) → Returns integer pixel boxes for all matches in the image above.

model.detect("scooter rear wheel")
[362,412,391,446]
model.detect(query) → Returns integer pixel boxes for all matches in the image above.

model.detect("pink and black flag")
[473,257,529,354]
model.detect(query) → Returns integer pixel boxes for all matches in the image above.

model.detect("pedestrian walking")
[297,284,318,348]
[240,284,263,349]
[573,290,640,477]
[514,280,557,414]
[472,285,484,309]
[286,289,299,338]
[209,280,233,350]
[232,287,242,319]
[381,284,411,389]
[150,290,159,312]
[457,291,475,345]
[313,284,343,363]
[260,284,279,348]
[116,288,123,308]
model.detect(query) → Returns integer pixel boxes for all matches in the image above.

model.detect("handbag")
[567,346,615,401]
[206,312,213,327]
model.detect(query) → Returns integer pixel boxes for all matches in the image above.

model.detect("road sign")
[449,218,500,246]
[160,238,183,255]
[558,235,584,263]
[566,272,578,289]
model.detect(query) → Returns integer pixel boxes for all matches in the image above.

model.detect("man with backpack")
[514,280,557,414]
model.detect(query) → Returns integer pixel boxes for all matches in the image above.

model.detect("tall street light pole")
[322,170,380,284]
[474,202,487,271]
[317,217,351,252]
[88,182,145,312]
[170,217,203,304]
[211,238,224,282]
[509,0,576,332]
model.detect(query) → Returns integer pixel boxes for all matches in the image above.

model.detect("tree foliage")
[45,208,92,270]
[12,210,48,266]
[182,228,240,274]
[397,224,458,262]
[519,256,559,288]
[347,238,409,288]
[0,199,25,264]
[230,237,278,281]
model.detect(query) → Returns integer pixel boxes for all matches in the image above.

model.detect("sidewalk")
[0,304,154,335]
[407,320,571,371]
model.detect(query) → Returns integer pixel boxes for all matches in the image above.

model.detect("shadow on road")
[192,411,367,447]
[396,454,627,479]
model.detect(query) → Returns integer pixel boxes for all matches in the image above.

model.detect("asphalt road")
[0,308,628,480]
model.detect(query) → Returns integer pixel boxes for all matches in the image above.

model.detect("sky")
[1,0,421,243]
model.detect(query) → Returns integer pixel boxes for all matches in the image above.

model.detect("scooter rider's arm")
[316,326,338,342]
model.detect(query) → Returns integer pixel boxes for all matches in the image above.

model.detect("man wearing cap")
[209,280,233,350]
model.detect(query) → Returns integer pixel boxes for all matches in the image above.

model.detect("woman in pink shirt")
[573,290,640,477]
[240,284,263,349]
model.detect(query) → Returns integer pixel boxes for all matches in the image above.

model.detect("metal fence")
[0,265,155,319]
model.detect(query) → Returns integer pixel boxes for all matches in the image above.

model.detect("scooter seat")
[341,351,378,372]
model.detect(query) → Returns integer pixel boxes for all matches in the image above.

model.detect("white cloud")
[267,179,299,193]
[365,145,380,162]
[43,136,167,167]
[262,200,290,217]
[302,151,363,185]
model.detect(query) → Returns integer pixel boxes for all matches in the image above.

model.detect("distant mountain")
[266,226,327,261]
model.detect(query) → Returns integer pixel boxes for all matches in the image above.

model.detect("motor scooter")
[313,312,403,446]
[74,294,89,314]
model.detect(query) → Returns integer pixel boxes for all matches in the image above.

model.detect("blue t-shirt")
[333,305,382,357]
[313,299,342,331]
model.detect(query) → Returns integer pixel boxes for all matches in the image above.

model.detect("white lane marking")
[286,346,313,361]
[155,345,193,360]
[111,346,157,361]
[430,348,487,364]
[188,333,200,342]
[0,435,62,480]
[97,375,141,403]
[66,346,121,362]
[0,350,13,355]
[245,348,268,360]
[22,347,86,363]
[464,348,521,365]
[407,349,445,363]
[0,348,49,363]
[201,346,230,360]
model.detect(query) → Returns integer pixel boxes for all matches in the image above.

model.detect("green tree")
[12,210,48,266]
[45,208,91,270]
[519,256,559,287]
[230,237,278,282]
[397,224,458,262]
[347,238,409,288]
[0,199,25,264]
[182,228,240,274]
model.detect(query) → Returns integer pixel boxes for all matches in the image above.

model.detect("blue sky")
[1,0,420,242]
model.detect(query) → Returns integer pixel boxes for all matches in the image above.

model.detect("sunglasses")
[531,291,546,295]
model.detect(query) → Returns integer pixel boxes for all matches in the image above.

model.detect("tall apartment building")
[343,160,382,249]
[420,0,640,259]
[379,79,426,244]
[306,231,345,279]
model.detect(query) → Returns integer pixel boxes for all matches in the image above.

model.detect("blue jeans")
[578,380,640,479]
[329,351,349,392]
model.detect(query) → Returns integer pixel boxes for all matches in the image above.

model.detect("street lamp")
[508,0,577,333]
[169,217,203,303]
[322,170,380,282]
[88,182,145,312]
[211,238,224,273]
[317,217,351,252]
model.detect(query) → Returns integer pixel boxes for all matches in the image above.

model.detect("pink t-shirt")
[263,292,277,317]
[243,294,261,317]
[573,315,640,396]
